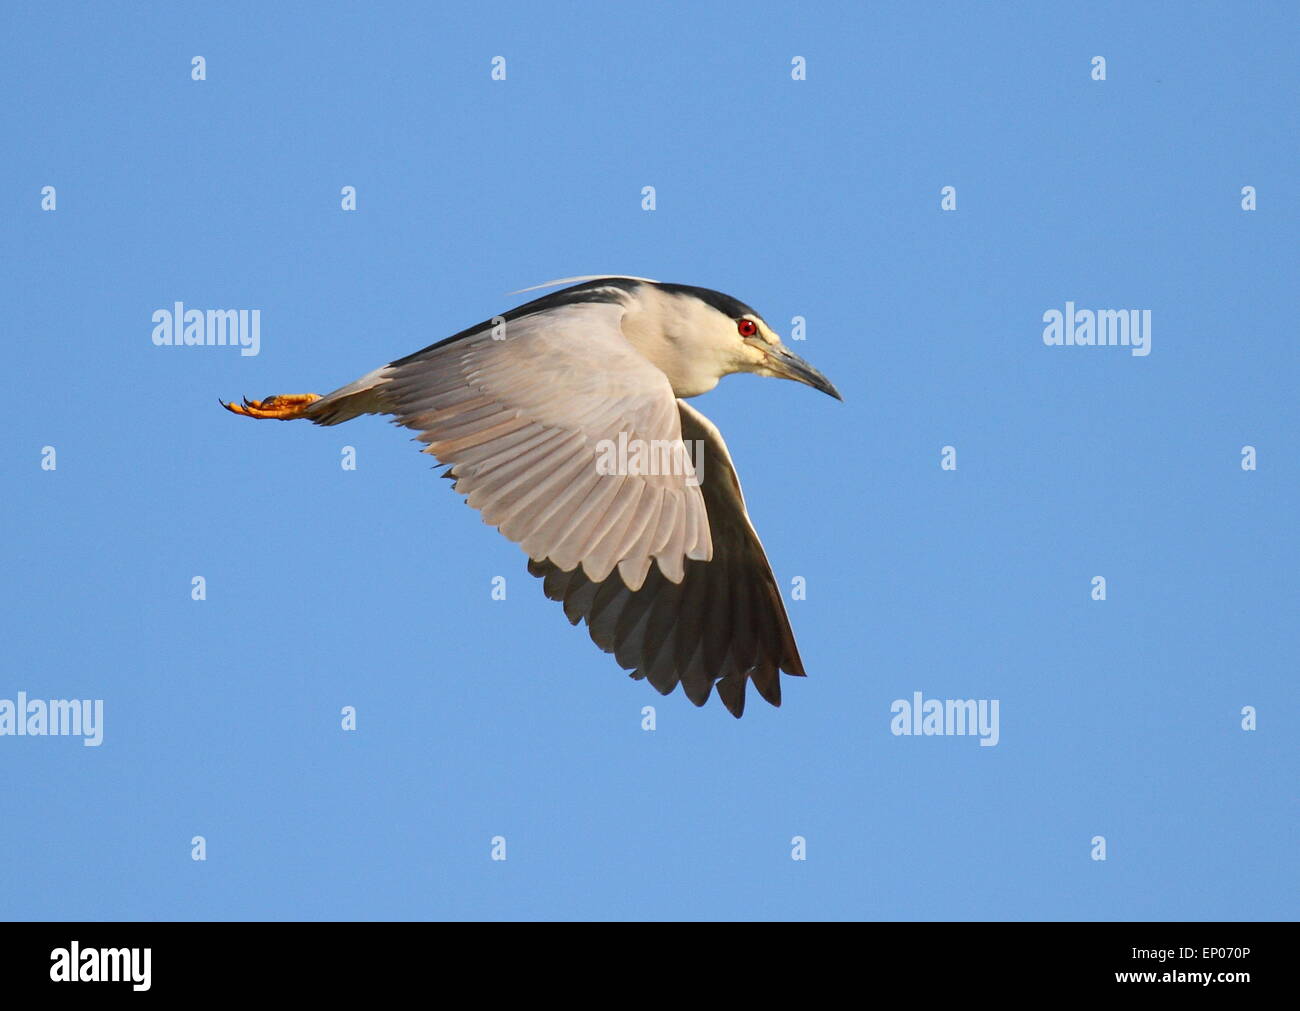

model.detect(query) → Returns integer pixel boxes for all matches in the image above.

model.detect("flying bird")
[221,276,840,717]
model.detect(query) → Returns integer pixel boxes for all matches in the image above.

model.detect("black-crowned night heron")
[221,276,840,717]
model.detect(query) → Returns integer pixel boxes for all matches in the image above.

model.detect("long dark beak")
[765,345,843,400]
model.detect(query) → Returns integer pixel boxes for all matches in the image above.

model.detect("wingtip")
[716,674,747,718]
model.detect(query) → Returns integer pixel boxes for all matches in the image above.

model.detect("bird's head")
[724,309,842,401]
[620,280,843,401]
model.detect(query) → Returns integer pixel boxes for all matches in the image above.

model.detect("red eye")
[737,319,758,337]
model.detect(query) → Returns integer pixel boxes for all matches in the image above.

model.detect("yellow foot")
[220,393,322,420]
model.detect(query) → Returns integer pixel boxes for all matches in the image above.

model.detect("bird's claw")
[221,393,322,420]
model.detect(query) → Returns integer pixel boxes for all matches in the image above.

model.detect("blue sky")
[1,1,1294,920]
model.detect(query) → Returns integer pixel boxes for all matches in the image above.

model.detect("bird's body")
[222,276,840,717]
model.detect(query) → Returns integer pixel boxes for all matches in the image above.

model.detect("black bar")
[0,921,1281,996]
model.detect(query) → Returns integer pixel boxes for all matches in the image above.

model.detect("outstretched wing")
[528,399,806,718]
[305,299,711,589]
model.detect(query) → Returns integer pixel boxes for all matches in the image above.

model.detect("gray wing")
[305,301,711,589]
[528,399,806,718]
